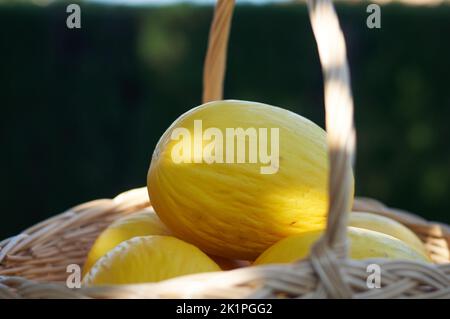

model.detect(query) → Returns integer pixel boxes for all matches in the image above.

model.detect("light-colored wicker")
[1,0,449,298]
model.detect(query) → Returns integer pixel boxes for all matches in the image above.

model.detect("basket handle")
[203,0,356,296]
[202,0,235,103]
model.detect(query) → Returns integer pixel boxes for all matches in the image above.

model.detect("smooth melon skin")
[254,227,431,265]
[349,212,428,257]
[82,208,171,276]
[148,100,355,260]
[83,236,221,286]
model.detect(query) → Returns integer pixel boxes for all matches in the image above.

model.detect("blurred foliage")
[0,3,449,238]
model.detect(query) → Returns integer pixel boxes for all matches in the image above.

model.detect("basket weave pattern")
[1,0,449,298]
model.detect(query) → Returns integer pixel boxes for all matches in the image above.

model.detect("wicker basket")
[1,0,449,299]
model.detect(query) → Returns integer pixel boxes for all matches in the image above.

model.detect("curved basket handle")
[202,0,235,103]
[306,0,356,255]
[203,0,356,296]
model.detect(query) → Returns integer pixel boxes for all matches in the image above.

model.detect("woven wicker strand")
[1,0,449,298]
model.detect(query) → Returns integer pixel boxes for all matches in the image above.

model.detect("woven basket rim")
[1,188,449,298]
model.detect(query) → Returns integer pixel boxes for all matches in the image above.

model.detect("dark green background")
[1,3,449,239]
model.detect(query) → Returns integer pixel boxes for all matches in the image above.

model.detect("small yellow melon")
[83,235,221,285]
[349,212,428,257]
[83,208,170,276]
[254,227,430,265]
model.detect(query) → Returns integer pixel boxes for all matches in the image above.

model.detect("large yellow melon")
[148,100,354,259]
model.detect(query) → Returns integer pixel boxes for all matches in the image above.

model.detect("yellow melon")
[83,235,221,285]
[148,100,354,259]
[254,227,431,265]
[349,212,428,257]
[83,208,170,276]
